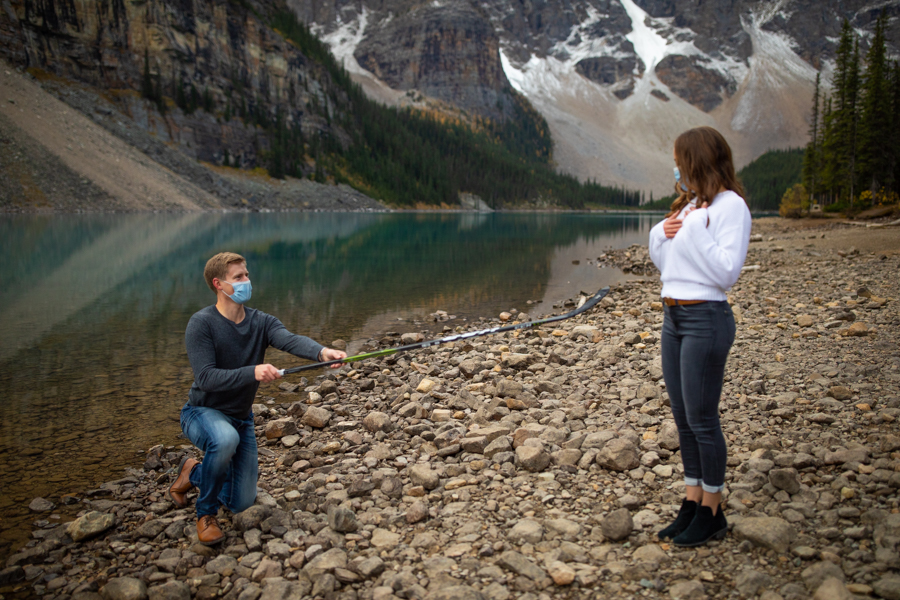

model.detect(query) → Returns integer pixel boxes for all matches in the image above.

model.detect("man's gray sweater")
[185,306,324,419]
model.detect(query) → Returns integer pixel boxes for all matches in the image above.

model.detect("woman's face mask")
[674,167,689,192]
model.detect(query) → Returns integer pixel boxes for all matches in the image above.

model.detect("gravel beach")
[3,218,900,600]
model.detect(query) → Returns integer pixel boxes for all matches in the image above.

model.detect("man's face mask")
[224,279,252,304]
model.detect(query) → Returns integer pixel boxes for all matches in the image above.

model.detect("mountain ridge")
[297,0,900,195]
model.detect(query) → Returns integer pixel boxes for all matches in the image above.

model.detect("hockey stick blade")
[279,286,610,376]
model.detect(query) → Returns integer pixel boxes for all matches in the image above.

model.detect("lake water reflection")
[0,210,660,558]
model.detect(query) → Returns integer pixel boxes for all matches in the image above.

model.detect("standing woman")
[648,126,751,547]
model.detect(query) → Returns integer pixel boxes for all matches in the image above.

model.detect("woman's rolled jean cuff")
[684,477,725,494]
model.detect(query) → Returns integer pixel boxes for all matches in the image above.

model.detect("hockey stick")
[278,286,609,376]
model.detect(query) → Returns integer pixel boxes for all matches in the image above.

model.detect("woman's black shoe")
[673,505,728,547]
[657,499,698,540]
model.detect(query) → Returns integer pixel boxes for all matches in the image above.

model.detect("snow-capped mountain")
[287,0,899,196]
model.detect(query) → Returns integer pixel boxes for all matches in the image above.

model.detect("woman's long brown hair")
[667,126,745,218]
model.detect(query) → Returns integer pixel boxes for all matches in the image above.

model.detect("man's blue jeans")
[661,301,735,493]
[180,403,258,518]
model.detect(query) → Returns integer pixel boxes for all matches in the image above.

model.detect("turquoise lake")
[0,210,661,558]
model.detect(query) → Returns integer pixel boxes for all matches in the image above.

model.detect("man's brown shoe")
[168,457,199,508]
[197,515,225,545]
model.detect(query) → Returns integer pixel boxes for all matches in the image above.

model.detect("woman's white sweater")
[648,190,752,301]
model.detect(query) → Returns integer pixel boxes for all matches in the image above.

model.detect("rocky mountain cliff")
[292,0,900,195]
[0,0,342,174]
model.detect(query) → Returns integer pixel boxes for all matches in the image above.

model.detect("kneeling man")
[169,252,346,544]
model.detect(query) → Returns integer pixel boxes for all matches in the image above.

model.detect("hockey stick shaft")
[279,286,609,376]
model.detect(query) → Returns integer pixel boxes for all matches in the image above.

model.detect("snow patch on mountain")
[551,6,625,61]
[620,0,669,71]
[313,9,370,76]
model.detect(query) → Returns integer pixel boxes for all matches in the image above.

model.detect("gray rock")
[363,411,392,432]
[601,508,633,541]
[459,359,483,379]
[355,556,385,578]
[596,438,640,471]
[582,430,616,450]
[658,421,680,450]
[370,528,401,548]
[251,557,282,582]
[406,500,429,524]
[812,578,853,600]
[68,511,116,542]
[101,577,147,600]
[516,445,550,472]
[311,573,336,597]
[408,464,440,489]
[233,505,271,532]
[265,539,292,560]
[484,436,512,458]
[632,544,669,565]
[638,382,659,399]
[259,580,311,600]
[823,448,868,465]
[801,561,845,592]
[734,517,796,553]
[461,436,489,454]
[496,551,545,581]
[147,580,190,600]
[508,519,543,545]
[133,519,167,539]
[735,569,772,598]
[205,555,238,576]
[29,497,54,512]
[304,547,348,577]
[327,505,358,533]
[502,353,534,370]
[873,574,900,600]
[496,379,523,398]
[264,418,297,439]
[301,406,331,428]
[544,518,581,540]
[827,386,853,400]
[769,468,801,494]
[552,448,582,466]
[425,586,487,600]
[669,580,705,599]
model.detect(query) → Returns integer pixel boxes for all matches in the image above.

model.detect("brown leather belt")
[663,298,708,307]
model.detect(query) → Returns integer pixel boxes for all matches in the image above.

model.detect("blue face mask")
[224,279,252,304]
[674,167,689,192]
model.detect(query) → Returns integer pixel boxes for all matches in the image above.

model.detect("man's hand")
[255,364,282,382]
[320,348,348,368]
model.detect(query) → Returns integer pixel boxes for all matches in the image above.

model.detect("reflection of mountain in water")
[2,212,655,364]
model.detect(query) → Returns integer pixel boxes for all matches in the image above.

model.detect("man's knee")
[208,427,241,457]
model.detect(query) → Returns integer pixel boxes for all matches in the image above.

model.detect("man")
[169,252,346,544]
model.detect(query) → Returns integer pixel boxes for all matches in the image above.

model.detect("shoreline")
[3,218,899,599]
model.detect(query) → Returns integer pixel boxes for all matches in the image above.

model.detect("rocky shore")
[3,220,900,600]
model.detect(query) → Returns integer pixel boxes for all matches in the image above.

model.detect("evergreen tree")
[893,61,900,193]
[820,95,838,204]
[831,20,860,204]
[857,12,891,200]
[802,72,821,206]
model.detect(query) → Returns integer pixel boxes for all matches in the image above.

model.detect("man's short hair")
[204,252,246,292]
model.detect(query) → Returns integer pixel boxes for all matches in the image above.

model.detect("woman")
[648,126,751,547]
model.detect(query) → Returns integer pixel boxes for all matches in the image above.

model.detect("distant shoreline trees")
[802,13,900,211]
